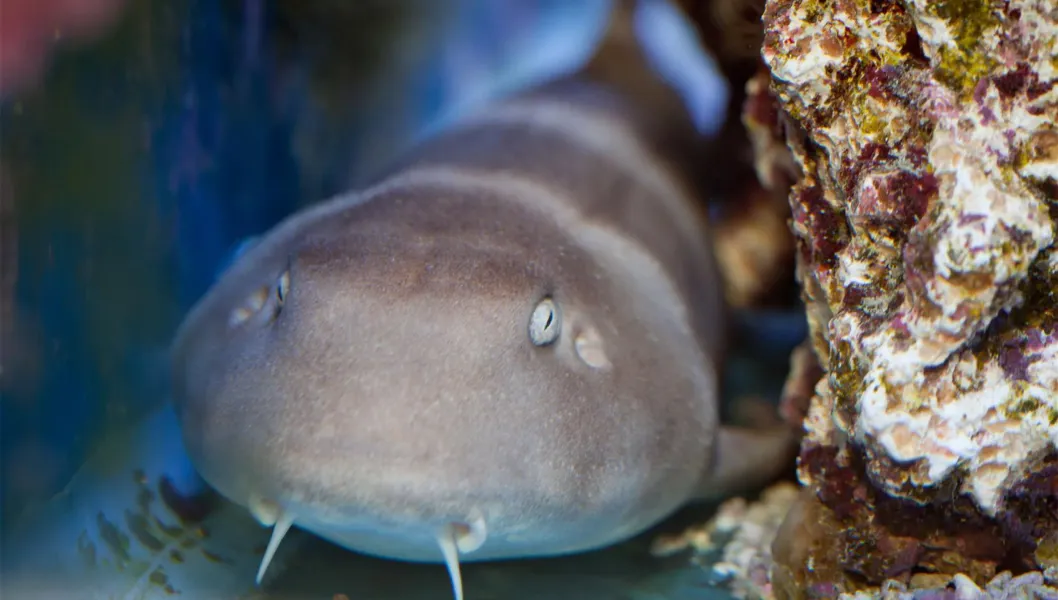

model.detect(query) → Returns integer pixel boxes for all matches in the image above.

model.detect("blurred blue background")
[0,0,623,526]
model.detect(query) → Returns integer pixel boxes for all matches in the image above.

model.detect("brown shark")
[169,1,797,598]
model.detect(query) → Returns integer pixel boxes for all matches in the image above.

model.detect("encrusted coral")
[752,0,1058,593]
[841,570,1058,600]
[650,482,802,600]
[651,479,1058,600]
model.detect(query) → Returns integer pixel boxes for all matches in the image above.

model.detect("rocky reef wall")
[736,0,1058,595]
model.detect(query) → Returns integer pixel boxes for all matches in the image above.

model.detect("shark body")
[170,2,796,598]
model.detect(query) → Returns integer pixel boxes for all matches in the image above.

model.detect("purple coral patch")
[1024,327,1057,352]
[902,228,936,299]
[890,170,936,225]
[998,342,1030,381]
[993,64,1033,99]
[1000,459,1058,570]
[991,63,1056,101]
[793,183,848,266]
[864,63,901,100]
[844,284,867,308]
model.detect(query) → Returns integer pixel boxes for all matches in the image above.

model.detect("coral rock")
[763,0,1058,511]
[651,482,802,600]
[840,570,1058,600]
[755,0,1058,591]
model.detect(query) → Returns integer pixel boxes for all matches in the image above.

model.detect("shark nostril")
[453,507,487,553]
[229,286,270,327]
[248,494,282,527]
[574,328,612,370]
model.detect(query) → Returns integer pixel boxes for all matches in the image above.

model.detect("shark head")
[170,169,717,598]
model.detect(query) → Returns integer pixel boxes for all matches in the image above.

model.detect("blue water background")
[0,0,630,527]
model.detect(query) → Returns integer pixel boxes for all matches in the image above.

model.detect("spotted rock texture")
[754,0,1058,593]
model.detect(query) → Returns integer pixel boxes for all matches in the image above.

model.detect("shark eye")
[528,297,561,346]
[276,270,290,304]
